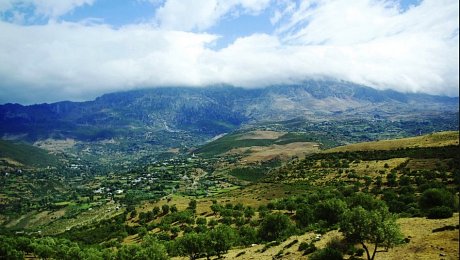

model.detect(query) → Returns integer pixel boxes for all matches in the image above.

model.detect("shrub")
[259,213,293,242]
[427,206,453,219]
[314,198,347,225]
[309,247,343,260]
[298,242,316,255]
[420,188,455,211]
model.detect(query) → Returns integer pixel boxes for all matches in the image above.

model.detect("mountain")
[1,81,457,141]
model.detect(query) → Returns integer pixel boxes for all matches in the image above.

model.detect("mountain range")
[0,80,458,145]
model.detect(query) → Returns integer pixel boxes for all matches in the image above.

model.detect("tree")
[285,200,297,213]
[177,232,205,260]
[346,193,386,211]
[210,204,221,215]
[187,199,197,213]
[196,217,207,226]
[295,206,314,227]
[340,206,403,260]
[138,227,148,237]
[207,225,237,258]
[244,207,255,220]
[161,204,170,215]
[141,235,169,260]
[152,206,160,216]
[238,225,258,246]
[315,198,347,225]
[259,213,293,241]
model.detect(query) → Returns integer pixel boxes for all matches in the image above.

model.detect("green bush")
[419,188,455,210]
[427,206,453,219]
[309,247,343,260]
[259,213,293,242]
[314,198,347,225]
[298,242,316,255]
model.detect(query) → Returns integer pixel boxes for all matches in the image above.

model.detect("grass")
[219,214,459,260]
[325,131,459,153]
[195,131,319,157]
[0,139,59,167]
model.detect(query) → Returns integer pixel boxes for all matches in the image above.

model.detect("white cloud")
[0,21,218,103]
[154,0,271,31]
[0,0,95,21]
[0,0,458,104]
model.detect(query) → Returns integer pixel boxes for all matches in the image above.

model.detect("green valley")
[1,130,458,259]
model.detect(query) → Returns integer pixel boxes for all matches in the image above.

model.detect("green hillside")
[195,131,319,157]
[0,140,59,167]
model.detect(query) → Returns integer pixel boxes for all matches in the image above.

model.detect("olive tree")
[340,206,402,260]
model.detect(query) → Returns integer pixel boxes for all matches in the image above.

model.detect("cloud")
[154,0,271,31]
[0,0,95,22]
[0,21,218,103]
[0,0,458,104]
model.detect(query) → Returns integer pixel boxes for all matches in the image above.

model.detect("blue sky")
[0,0,457,104]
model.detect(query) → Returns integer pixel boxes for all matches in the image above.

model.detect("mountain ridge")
[0,80,458,144]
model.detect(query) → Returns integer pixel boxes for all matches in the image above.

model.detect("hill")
[325,131,459,153]
[0,140,59,167]
[195,130,320,159]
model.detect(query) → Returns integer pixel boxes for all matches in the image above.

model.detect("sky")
[0,0,458,104]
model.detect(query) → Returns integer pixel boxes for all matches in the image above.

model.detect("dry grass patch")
[34,138,77,152]
[378,213,459,260]
[351,158,408,177]
[326,131,458,153]
[228,142,320,163]
[236,131,286,140]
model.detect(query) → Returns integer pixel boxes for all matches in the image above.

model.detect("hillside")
[195,130,320,159]
[325,131,459,153]
[0,140,59,167]
[0,131,458,259]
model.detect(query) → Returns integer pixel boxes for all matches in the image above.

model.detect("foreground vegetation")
[1,131,459,259]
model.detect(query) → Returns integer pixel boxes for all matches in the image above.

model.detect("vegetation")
[0,140,59,167]
[340,205,403,260]
[0,131,458,259]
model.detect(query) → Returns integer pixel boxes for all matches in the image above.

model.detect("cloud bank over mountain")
[0,0,458,104]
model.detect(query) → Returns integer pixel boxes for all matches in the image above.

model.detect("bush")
[298,242,316,255]
[238,226,258,246]
[427,206,453,219]
[296,206,314,227]
[259,213,293,242]
[354,248,365,256]
[419,188,455,211]
[326,237,348,254]
[309,247,343,260]
[314,199,347,225]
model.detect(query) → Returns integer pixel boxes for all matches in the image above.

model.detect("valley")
[0,83,459,260]
[1,128,459,259]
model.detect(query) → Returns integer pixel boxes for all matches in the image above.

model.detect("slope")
[0,140,59,167]
[324,131,459,153]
